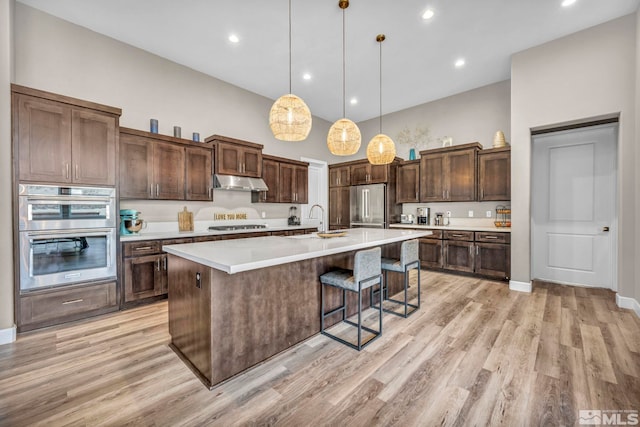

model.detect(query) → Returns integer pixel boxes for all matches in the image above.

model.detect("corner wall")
[0,0,15,342]
[511,14,637,297]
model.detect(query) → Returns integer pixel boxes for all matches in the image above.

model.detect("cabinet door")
[475,243,510,279]
[444,240,475,273]
[479,150,510,201]
[329,165,350,187]
[294,165,308,203]
[119,135,152,199]
[185,146,213,201]
[329,187,350,228]
[419,238,443,269]
[446,149,476,201]
[259,158,280,203]
[396,162,420,203]
[279,163,295,203]
[241,147,262,178]
[16,95,72,183]
[124,254,164,302]
[350,163,370,185]
[153,142,185,200]
[368,164,388,183]
[71,109,116,186]
[420,153,445,202]
[216,142,241,175]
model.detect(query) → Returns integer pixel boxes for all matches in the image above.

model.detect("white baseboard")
[509,280,532,293]
[616,294,640,318]
[0,325,16,345]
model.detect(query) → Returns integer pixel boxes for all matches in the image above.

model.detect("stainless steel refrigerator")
[350,184,387,228]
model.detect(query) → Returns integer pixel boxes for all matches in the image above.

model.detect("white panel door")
[532,124,617,289]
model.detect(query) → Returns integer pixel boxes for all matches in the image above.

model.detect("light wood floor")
[1,271,639,426]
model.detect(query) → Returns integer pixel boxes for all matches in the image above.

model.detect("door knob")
[602,226,610,232]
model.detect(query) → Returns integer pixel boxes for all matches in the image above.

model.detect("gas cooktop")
[208,224,267,231]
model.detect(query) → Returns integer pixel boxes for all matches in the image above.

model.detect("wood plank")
[0,271,638,426]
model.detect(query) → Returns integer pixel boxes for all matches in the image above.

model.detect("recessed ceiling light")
[350,97,358,105]
[422,9,435,20]
[228,34,240,43]
[454,58,466,68]
[303,73,312,80]
[561,0,577,6]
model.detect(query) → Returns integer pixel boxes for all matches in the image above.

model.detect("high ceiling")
[18,0,640,123]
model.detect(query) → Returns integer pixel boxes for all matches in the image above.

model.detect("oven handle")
[25,197,113,205]
[24,229,114,238]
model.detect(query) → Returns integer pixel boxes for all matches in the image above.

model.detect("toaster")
[400,214,415,224]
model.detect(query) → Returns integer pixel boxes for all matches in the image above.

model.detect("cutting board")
[178,206,194,231]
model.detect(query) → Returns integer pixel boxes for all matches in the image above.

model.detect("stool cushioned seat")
[380,257,404,272]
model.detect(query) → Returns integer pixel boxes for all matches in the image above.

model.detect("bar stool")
[319,247,383,351]
[378,239,420,317]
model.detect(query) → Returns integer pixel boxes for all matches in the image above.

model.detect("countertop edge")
[389,224,511,233]
[121,224,320,242]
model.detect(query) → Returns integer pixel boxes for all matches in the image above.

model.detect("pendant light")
[366,34,396,165]
[327,0,361,156]
[269,0,312,141]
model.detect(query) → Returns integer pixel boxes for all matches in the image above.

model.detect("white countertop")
[120,223,318,242]
[163,228,431,274]
[389,223,511,233]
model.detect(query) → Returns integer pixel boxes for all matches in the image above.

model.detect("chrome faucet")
[308,204,325,233]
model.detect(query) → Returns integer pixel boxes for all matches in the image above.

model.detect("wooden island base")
[167,242,403,389]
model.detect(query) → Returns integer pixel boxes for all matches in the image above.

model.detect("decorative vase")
[409,148,416,160]
[192,132,200,142]
[173,126,181,138]
[150,119,158,134]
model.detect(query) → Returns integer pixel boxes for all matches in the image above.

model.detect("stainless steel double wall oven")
[18,184,117,292]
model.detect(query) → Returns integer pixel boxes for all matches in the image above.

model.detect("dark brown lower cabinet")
[475,242,510,279]
[18,280,118,332]
[418,231,443,269]
[444,240,475,273]
[124,254,166,301]
[416,228,510,280]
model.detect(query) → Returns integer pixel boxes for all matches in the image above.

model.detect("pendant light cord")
[342,7,346,118]
[288,0,292,94]
[379,38,382,134]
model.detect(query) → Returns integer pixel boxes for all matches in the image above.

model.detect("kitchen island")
[163,228,430,388]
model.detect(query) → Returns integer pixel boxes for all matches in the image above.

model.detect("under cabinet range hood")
[213,174,268,192]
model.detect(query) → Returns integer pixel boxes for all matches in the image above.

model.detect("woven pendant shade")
[327,118,361,155]
[367,133,396,164]
[269,94,312,141]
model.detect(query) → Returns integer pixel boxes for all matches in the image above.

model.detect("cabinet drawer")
[443,230,474,241]
[193,235,220,243]
[20,281,117,327]
[123,241,161,257]
[161,238,193,246]
[422,229,443,239]
[475,232,510,244]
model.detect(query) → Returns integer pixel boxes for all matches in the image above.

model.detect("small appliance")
[434,212,444,226]
[287,206,300,226]
[120,209,144,235]
[417,206,430,225]
[400,214,414,224]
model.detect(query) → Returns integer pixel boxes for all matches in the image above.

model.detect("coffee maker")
[417,207,430,225]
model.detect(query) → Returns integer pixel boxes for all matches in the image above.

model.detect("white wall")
[636,9,640,302]
[0,0,15,335]
[342,80,511,162]
[13,3,333,162]
[511,14,637,298]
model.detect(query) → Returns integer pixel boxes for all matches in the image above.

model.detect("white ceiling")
[18,0,640,123]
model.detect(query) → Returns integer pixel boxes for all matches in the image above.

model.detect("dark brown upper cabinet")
[119,128,213,201]
[350,161,388,185]
[253,155,308,204]
[478,146,510,201]
[396,160,420,203]
[206,135,263,178]
[419,143,481,202]
[329,165,351,187]
[13,85,120,186]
